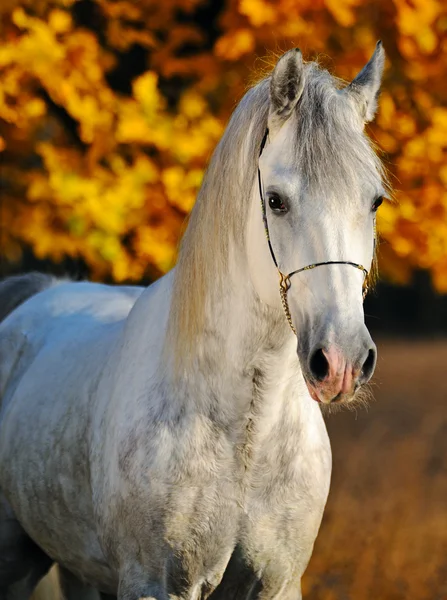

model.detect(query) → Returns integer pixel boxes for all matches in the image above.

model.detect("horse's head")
[247,43,387,405]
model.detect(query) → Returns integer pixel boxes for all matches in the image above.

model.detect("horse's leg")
[258,580,302,600]
[117,549,232,600]
[207,545,261,600]
[275,585,302,600]
[0,498,58,599]
[118,584,164,600]
[118,569,198,600]
[0,535,52,599]
[118,578,165,600]
[4,562,55,600]
[59,566,103,600]
[118,573,217,600]
[0,498,53,600]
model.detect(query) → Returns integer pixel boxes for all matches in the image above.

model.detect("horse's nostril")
[361,348,376,382]
[309,348,329,381]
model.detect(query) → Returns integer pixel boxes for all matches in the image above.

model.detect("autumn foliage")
[0,0,446,289]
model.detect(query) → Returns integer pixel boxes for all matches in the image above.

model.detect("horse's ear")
[345,41,385,123]
[268,48,305,135]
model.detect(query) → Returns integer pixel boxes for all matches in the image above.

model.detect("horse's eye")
[372,196,383,212]
[268,193,287,214]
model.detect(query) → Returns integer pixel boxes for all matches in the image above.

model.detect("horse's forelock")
[294,63,387,197]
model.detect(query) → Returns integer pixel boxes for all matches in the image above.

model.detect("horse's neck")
[168,254,307,426]
[111,247,318,470]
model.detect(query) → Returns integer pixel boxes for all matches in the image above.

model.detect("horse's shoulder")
[38,280,144,317]
[3,280,143,329]
[0,281,144,380]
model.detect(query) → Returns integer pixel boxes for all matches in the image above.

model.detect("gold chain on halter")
[279,264,369,336]
[279,272,297,335]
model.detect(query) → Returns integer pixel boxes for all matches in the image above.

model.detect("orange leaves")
[162,166,203,213]
[133,72,165,117]
[239,0,277,27]
[325,0,362,27]
[0,0,446,291]
[395,0,442,53]
[1,6,114,148]
[48,8,72,33]
[395,2,440,65]
[0,2,226,281]
[215,29,255,60]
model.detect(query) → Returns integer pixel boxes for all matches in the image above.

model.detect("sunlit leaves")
[0,0,446,290]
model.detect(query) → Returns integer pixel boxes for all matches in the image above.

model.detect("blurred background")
[0,0,446,598]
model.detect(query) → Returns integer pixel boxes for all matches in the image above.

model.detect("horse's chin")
[306,381,374,414]
[304,379,360,406]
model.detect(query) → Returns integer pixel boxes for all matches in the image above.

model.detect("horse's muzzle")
[299,334,377,404]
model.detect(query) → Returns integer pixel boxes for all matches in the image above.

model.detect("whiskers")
[320,383,375,416]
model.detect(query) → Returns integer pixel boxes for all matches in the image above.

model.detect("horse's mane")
[166,61,388,369]
[165,78,270,368]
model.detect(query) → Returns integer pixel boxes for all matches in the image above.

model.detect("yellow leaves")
[162,166,203,212]
[416,27,438,54]
[353,26,376,49]
[1,7,114,146]
[135,225,177,274]
[394,0,443,54]
[377,202,398,238]
[162,167,187,206]
[97,0,141,21]
[431,107,447,131]
[396,114,416,137]
[406,137,426,160]
[37,145,157,233]
[116,72,174,148]
[11,6,29,28]
[0,43,47,125]
[215,29,255,60]
[439,165,447,186]
[393,235,413,259]
[172,113,223,162]
[239,0,276,27]
[133,72,165,116]
[48,9,72,34]
[25,98,46,118]
[179,90,207,119]
[277,17,311,39]
[116,103,153,145]
[12,8,65,66]
[106,20,157,51]
[0,0,446,290]
[377,92,395,128]
[395,0,441,36]
[325,0,361,27]
[116,74,221,163]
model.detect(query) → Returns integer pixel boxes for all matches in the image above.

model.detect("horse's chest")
[199,427,331,597]
[233,407,332,579]
[103,401,331,594]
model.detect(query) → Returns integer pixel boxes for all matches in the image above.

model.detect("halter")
[258,128,372,336]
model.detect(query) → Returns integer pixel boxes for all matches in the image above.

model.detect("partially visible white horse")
[0,43,387,600]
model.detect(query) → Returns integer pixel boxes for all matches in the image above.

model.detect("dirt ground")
[33,338,447,600]
[302,338,447,600]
